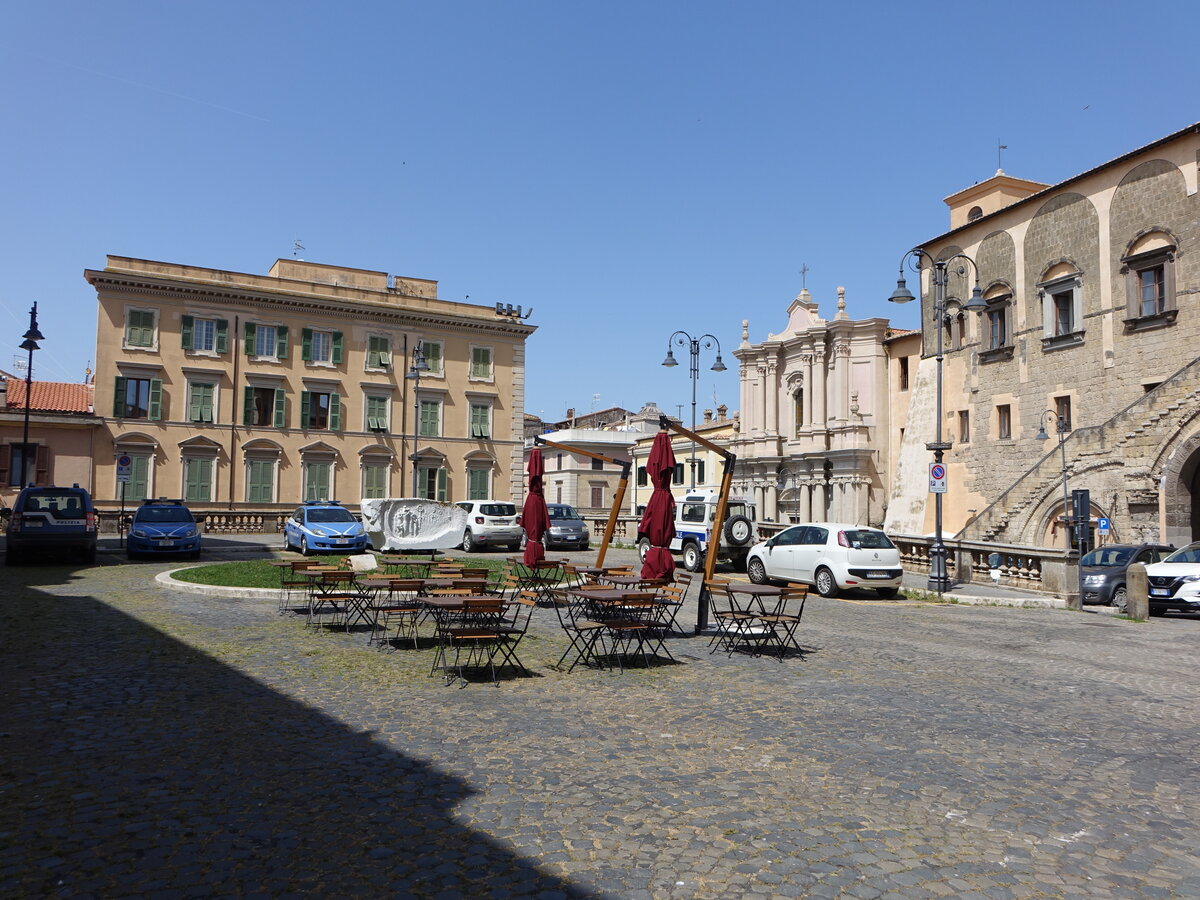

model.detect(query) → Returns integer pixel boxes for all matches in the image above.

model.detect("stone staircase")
[960,354,1200,544]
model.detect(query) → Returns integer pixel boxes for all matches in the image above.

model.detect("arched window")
[1121,230,1178,330]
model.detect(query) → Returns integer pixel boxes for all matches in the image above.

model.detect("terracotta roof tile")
[5,379,94,414]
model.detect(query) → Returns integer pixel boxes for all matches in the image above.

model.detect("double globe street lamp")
[405,340,429,495]
[888,249,985,594]
[662,330,726,490]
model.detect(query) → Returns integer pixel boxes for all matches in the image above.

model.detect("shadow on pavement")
[0,567,599,897]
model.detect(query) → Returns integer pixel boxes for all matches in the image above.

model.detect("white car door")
[793,525,829,583]
[764,526,805,579]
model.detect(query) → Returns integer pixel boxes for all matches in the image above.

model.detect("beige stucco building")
[884,121,1200,549]
[85,257,534,516]
[1,380,99,505]
[731,287,895,526]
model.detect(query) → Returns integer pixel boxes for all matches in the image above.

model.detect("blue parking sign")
[1097,517,1110,535]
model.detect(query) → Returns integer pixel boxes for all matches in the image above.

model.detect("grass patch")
[170,554,513,587]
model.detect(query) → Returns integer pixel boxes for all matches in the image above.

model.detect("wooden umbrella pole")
[533,436,631,568]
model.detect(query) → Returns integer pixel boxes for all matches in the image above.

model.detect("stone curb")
[936,592,1067,609]
[155,569,287,599]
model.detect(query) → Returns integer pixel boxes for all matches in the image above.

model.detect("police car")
[127,498,202,560]
[284,500,370,555]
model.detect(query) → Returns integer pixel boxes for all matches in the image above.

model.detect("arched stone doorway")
[1159,427,1200,547]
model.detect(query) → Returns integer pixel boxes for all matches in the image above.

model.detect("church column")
[800,481,813,521]
[765,363,778,435]
[832,341,850,421]
[815,344,828,430]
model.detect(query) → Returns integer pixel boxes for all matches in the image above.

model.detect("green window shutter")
[471,346,491,378]
[329,393,341,431]
[200,385,214,423]
[247,459,272,502]
[181,315,194,350]
[300,392,311,428]
[276,325,289,359]
[471,405,490,438]
[189,386,202,422]
[215,319,228,354]
[148,379,163,421]
[301,328,313,361]
[244,322,256,355]
[424,342,441,374]
[185,458,212,502]
[129,455,149,500]
[243,387,255,426]
[436,467,448,502]
[273,389,286,428]
[332,332,343,364]
[469,468,489,500]
[114,376,128,417]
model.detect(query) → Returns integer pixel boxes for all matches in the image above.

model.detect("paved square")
[3,558,1199,898]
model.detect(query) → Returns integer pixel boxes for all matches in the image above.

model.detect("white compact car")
[1143,541,1200,615]
[745,522,903,598]
[456,500,522,553]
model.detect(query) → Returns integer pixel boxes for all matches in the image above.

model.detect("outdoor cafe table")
[724,582,784,614]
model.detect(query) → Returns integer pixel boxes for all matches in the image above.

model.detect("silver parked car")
[544,503,590,550]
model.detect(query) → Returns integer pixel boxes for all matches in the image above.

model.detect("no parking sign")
[929,463,947,494]
[116,454,132,483]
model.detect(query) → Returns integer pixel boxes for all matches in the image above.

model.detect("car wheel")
[1110,585,1129,613]
[300,536,310,557]
[682,542,703,572]
[283,530,292,551]
[747,556,768,585]
[637,538,651,562]
[724,514,753,545]
[876,587,899,599]
[580,543,589,551]
[462,530,476,553]
[815,567,838,598]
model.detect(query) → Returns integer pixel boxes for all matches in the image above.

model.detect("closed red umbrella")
[639,431,677,581]
[522,448,549,566]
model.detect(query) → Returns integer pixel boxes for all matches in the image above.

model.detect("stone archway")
[1160,430,1200,546]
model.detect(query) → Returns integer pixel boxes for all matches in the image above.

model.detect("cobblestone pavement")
[3,549,1200,899]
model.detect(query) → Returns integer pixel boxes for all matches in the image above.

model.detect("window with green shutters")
[301,391,340,430]
[469,404,490,438]
[470,346,493,379]
[362,463,388,499]
[304,462,331,501]
[246,459,275,503]
[418,399,440,437]
[416,466,447,501]
[113,377,162,420]
[243,387,285,428]
[422,341,443,375]
[246,323,288,359]
[125,309,156,347]
[183,457,213,502]
[367,336,391,369]
[120,454,151,501]
[188,383,215,423]
[366,395,389,432]
[182,316,227,353]
[301,329,342,364]
[468,467,489,500]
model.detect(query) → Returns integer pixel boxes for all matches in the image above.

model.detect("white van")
[638,490,757,572]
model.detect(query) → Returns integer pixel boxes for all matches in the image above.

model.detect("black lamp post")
[1035,410,1072,551]
[405,340,429,496]
[18,303,44,488]
[662,330,726,490]
[888,249,985,595]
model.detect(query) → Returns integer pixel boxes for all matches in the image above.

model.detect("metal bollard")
[1125,563,1149,621]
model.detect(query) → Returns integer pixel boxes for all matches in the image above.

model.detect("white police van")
[638,489,757,572]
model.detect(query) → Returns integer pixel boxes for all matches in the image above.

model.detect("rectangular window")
[113,376,162,420]
[125,309,156,347]
[696,460,706,483]
[469,403,490,438]
[1139,265,1165,317]
[416,466,447,501]
[422,341,443,375]
[244,386,285,428]
[310,330,331,362]
[898,358,909,391]
[1052,290,1074,336]
[184,457,213,502]
[672,463,685,485]
[4,443,46,487]
[366,395,389,432]
[247,323,289,359]
[470,346,493,379]
[419,398,440,437]
[556,453,563,471]
[1055,396,1072,432]
[181,316,228,353]
[254,325,276,357]
[188,383,215,423]
[636,465,648,487]
[794,390,805,435]
[468,468,489,500]
[302,329,342,364]
[304,462,331,501]
[590,486,603,508]
[362,463,388,500]
[988,308,1007,349]
[591,458,603,471]
[301,391,340,431]
[246,459,275,503]
[367,336,391,369]
[958,410,970,443]
[997,404,1011,440]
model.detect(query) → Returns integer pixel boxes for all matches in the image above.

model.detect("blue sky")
[2,1,1195,423]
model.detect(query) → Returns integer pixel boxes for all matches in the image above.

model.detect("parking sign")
[117,454,132,484]
[929,463,947,494]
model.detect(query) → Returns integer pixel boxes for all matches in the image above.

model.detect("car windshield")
[137,507,193,523]
[21,491,87,518]
[479,504,516,517]
[1081,547,1134,567]
[1164,544,1200,564]
[308,508,355,523]
[548,506,580,520]
[843,529,895,550]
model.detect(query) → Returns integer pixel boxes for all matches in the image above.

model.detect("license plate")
[337,538,349,545]
[24,521,42,528]
[157,539,175,546]
[867,571,890,579]
[1150,589,1171,597]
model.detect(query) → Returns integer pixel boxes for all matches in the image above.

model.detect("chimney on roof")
[717,404,728,420]
[703,409,713,423]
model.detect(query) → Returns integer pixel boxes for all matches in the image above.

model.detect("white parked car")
[1143,541,1200,615]
[456,500,522,553]
[745,522,903,598]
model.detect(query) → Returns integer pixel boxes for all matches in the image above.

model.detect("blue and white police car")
[284,500,370,555]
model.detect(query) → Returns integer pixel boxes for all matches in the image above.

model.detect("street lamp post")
[405,340,429,496]
[19,303,45,488]
[1036,410,1072,551]
[662,331,726,490]
[888,249,985,595]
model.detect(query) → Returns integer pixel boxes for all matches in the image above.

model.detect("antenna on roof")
[85,362,93,384]
[293,239,305,260]
[998,141,1008,172]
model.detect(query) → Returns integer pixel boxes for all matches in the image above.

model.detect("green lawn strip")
[170,555,512,588]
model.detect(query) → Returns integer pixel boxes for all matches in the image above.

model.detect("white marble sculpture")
[359,498,469,551]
